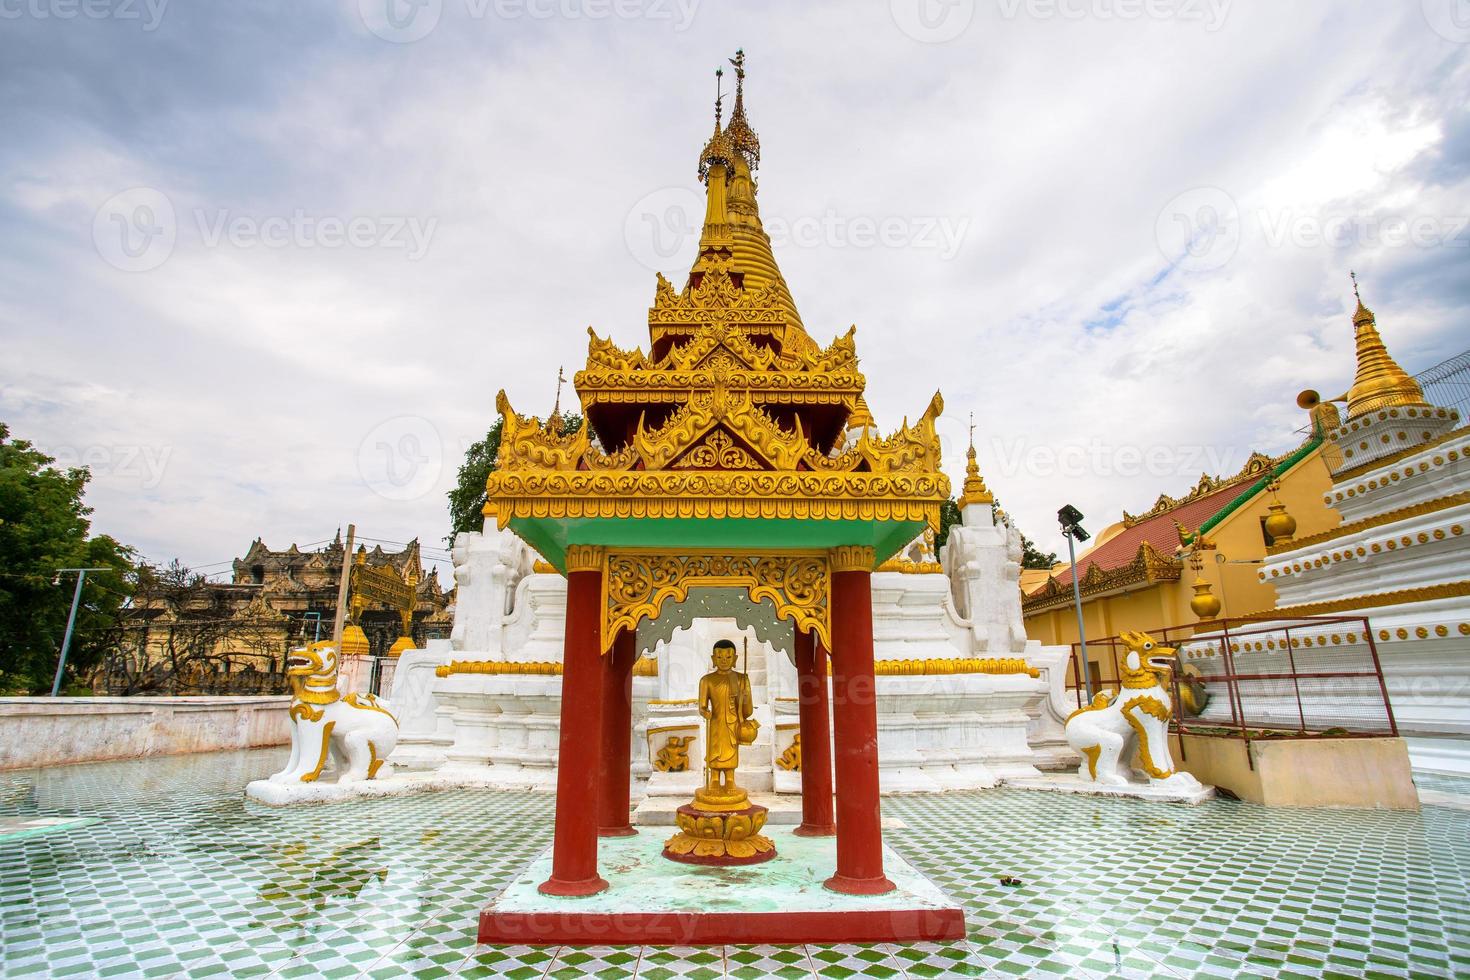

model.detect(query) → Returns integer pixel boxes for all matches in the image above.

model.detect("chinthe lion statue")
[268,640,399,785]
[1065,630,1202,791]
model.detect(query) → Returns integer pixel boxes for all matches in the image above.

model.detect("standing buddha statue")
[695,639,758,807]
[662,639,776,866]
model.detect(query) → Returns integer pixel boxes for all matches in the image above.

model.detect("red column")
[793,628,835,837]
[538,546,610,897]
[825,547,894,895]
[598,627,638,837]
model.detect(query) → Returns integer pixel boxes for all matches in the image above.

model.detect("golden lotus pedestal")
[662,791,777,867]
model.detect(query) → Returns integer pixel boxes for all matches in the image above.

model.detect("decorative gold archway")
[600,549,830,653]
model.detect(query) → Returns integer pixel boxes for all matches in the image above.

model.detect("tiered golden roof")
[485,53,949,569]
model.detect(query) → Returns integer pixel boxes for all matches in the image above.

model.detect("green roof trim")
[1189,437,1322,541]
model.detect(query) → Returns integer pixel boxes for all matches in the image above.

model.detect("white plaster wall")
[0,697,290,770]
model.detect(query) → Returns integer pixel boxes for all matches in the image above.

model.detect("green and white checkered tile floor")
[1,750,1466,979]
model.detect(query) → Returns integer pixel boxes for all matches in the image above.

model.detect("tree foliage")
[0,422,134,694]
[446,413,583,544]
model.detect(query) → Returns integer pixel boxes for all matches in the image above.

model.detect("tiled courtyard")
[1,750,1466,979]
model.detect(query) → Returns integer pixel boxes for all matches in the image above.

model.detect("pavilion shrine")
[476,51,962,942]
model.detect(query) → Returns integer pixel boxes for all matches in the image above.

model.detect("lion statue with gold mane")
[267,640,400,785]
[1065,630,1202,791]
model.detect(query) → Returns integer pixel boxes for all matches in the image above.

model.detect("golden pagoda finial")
[698,67,734,183]
[551,365,566,420]
[724,48,760,173]
[1341,274,1428,420]
[959,412,994,508]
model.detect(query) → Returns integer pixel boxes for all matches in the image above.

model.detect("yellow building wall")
[1025,446,1340,680]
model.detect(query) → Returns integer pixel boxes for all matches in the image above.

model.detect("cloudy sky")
[2,0,1468,582]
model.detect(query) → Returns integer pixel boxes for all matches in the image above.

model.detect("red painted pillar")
[598,627,638,837]
[825,546,894,895]
[538,546,610,897]
[793,628,835,837]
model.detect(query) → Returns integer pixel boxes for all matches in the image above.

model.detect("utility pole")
[331,524,356,648]
[50,567,111,697]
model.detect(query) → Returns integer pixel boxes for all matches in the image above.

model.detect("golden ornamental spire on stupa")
[1341,273,1429,420]
[689,50,805,339]
[958,414,994,508]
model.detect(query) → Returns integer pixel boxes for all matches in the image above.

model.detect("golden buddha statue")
[662,638,775,866]
[695,639,758,808]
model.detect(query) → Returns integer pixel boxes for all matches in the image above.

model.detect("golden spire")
[688,50,805,338]
[959,413,994,508]
[1342,272,1428,420]
[848,394,874,431]
[724,48,760,173]
[697,68,734,184]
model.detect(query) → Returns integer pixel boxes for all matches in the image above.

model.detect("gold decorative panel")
[602,549,829,653]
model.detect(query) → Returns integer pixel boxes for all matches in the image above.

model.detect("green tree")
[933,495,1057,570]
[0,423,134,694]
[446,413,584,544]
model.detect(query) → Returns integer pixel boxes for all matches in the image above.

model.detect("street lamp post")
[1057,506,1093,703]
[50,567,111,697]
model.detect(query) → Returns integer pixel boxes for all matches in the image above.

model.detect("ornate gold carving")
[603,550,829,652]
[876,559,943,574]
[663,806,775,861]
[1122,451,1284,527]
[1023,541,1181,614]
[434,660,563,677]
[654,735,694,772]
[564,544,604,573]
[829,545,876,573]
[488,471,946,525]
[670,428,761,470]
[531,559,559,574]
[775,734,801,771]
[873,657,1040,677]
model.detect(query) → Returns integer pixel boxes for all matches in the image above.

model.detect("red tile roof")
[1036,479,1258,593]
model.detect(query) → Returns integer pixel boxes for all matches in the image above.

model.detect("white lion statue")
[1065,629,1202,791]
[268,640,400,785]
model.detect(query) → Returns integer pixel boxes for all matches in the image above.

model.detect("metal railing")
[1067,616,1397,769]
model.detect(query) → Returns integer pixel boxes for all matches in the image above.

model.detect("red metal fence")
[1067,616,1397,763]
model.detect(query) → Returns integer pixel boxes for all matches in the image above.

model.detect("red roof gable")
[1036,479,1257,593]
